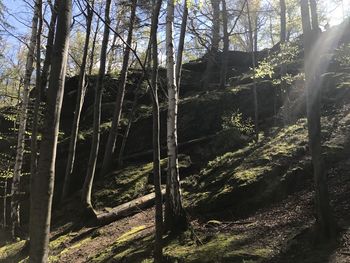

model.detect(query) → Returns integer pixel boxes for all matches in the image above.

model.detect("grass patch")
[0,240,26,261]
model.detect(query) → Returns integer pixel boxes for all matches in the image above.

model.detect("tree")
[81,0,112,216]
[29,0,72,261]
[247,0,259,141]
[31,0,59,179]
[61,0,94,202]
[176,0,188,89]
[100,0,137,176]
[10,0,39,239]
[219,0,229,89]
[202,0,220,89]
[150,0,163,260]
[300,0,335,239]
[278,0,287,122]
[164,0,188,233]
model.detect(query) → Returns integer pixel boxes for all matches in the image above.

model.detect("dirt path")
[50,207,155,263]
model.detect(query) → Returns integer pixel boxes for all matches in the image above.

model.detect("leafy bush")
[222,110,254,135]
[334,43,350,67]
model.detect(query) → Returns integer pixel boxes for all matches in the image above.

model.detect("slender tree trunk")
[164,0,187,234]
[278,0,287,123]
[280,0,286,43]
[309,0,319,30]
[40,0,58,95]
[118,45,152,168]
[247,1,259,142]
[107,18,121,74]
[117,93,138,168]
[1,177,7,228]
[150,0,163,261]
[89,8,101,76]
[202,0,220,90]
[61,0,94,202]
[175,0,188,89]
[82,0,112,215]
[29,0,72,261]
[300,0,335,239]
[30,0,43,188]
[100,0,137,177]
[220,0,229,89]
[11,0,39,239]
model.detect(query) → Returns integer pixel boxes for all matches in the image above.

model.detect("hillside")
[2,21,350,263]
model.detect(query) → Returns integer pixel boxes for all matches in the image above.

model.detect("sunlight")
[324,0,350,26]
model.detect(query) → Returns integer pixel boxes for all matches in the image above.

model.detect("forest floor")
[2,154,350,262]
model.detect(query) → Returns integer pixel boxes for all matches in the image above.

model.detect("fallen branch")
[96,189,166,226]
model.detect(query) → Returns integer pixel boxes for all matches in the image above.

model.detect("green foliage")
[222,110,254,135]
[255,42,299,85]
[334,43,350,67]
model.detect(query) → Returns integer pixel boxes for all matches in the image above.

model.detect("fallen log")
[96,189,166,226]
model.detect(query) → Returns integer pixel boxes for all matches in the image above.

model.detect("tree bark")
[30,0,43,181]
[100,0,137,177]
[175,0,188,89]
[61,0,94,202]
[300,0,335,239]
[81,0,111,215]
[309,0,319,31]
[247,1,259,142]
[164,0,187,234]
[278,0,287,123]
[107,17,121,74]
[150,0,163,261]
[202,0,220,90]
[88,4,101,76]
[11,0,39,239]
[29,0,72,261]
[220,0,229,89]
[1,177,7,228]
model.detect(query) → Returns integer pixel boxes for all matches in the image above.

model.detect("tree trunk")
[89,7,101,76]
[118,45,152,168]
[175,0,188,89]
[96,190,165,227]
[280,0,286,43]
[300,0,335,239]
[107,18,121,74]
[29,0,72,261]
[278,0,287,123]
[11,0,39,239]
[30,0,43,189]
[61,0,94,202]
[309,0,319,31]
[81,0,112,216]
[40,0,58,95]
[30,3,57,231]
[1,177,7,228]
[100,0,137,177]
[220,0,229,89]
[202,0,220,90]
[247,1,259,142]
[164,0,187,234]
[117,92,138,168]
[150,0,163,261]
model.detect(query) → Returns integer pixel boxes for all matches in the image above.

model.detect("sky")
[323,0,350,26]
[2,0,350,49]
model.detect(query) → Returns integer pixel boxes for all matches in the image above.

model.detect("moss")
[49,233,72,251]
[115,225,147,244]
[186,119,309,211]
[89,225,149,262]
[164,233,272,263]
[0,240,26,261]
[59,236,92,256]
[93,162,154,208]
